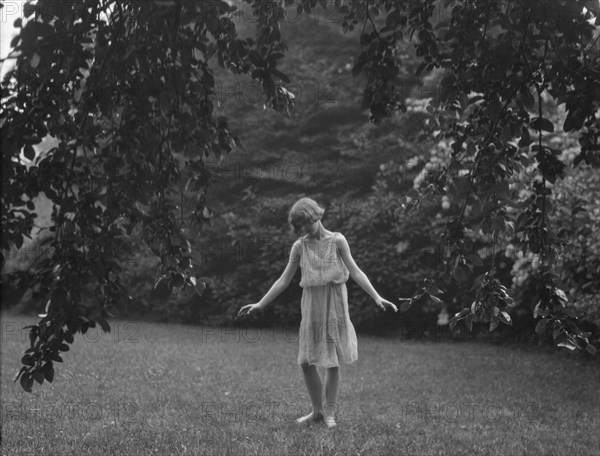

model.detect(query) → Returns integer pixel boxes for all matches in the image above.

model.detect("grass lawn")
[1,311,599,456]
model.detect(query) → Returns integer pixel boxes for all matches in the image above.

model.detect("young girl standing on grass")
[237,197,397,428]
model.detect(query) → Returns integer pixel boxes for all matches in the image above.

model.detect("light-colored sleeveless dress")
[293,232,358,368]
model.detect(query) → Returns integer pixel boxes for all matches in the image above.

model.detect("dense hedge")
[6,142,597,348]
[5,158,598,346]
[3,105,597,348]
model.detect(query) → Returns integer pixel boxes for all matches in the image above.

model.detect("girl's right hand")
[237,303,262,318]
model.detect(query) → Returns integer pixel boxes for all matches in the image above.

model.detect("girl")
[237,197,397,428]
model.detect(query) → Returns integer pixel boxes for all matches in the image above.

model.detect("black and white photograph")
[1,0,599,455]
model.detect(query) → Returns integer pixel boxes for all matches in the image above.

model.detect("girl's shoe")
[295,411,324,425]
[324,413,337,429]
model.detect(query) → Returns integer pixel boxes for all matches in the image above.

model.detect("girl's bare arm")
[256,242,300,309]
[336,233,397,311]
[335,234,381,300]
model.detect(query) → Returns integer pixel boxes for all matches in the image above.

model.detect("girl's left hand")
[375,297,398,312]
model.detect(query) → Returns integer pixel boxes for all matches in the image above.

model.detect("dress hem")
[296,357,358,368]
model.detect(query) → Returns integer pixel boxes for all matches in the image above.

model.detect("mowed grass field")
[1,311,599,456]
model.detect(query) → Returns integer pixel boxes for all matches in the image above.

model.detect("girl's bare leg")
[325,366,340,418]
[297,363,324,423]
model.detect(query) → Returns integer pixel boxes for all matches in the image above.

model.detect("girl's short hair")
[288,197,325,235]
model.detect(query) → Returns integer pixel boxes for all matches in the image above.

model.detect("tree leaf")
[452,264,469,284]
[194,280,207,296]
[154,275,167,289]
[22,2,36,17]
[428,294,443,304]
[24,144,35,160]
[563,109,583,132]
[399,298,412,312]
[535,318,549,334]
[530,117,554,132]
[33,369,45,385]
[520,86,535,109]
[518,127,532,147]
[490,318,500,331]
[449,317,457,330]
[498,311,512,325]
[557,339,577,350]
[43,362,54,382]
[20,372,33,392]
[554,288,568,303]
[30,53,40,68]
[95,316,111,333]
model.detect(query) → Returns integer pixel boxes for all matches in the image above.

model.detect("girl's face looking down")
[294,218,318,237]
